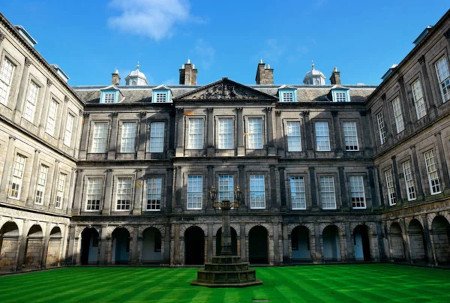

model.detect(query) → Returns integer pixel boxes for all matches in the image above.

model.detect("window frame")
[434,55,450,103]
[186,175,203,210]
[278,88,297,103]
[115,176,134,211]
[35,164,49,205]
[376,111,386,145]
[349,175,366,209]
[285,120,302,152]
[148,121,165,153]
[23,80,40,122]
[385,168,396,206]
[64,113,75,147]
[246,117,264,149]
[331,89,350,102]
[319,175,336,210]
[402,160,416,201]
[145,176,163,211]
[289,175,306,210]
[216,117,235,150]
[186,117,205,150]
[8,153,27,200]
[90,121,109,153]
[249,174,266,209]
[411,78,427,120]
[342,121,359,151]
[85,177,103,211]
[0,56,16,106]
[391,97,405,134]
[45,98,59,137]
[424,149,441,195]
[119,121,137,153]
[314,121,331,151]
[55,173,67,209]
[100,90,119,104]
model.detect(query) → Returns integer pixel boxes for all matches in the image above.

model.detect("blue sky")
[1,0,449,86]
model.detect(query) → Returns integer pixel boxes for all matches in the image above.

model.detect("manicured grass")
[0,264,449,302]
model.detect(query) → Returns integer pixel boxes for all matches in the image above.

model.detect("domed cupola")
[125,63,149,86]
[303,62,326,85]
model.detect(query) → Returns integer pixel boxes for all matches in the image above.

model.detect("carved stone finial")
[47,79,53,87]
[24,57,32,67]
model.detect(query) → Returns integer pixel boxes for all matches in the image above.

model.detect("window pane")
[343,122,359,151]
[45,100,58,136]
[149,122,165,152]
[435,56,450,102]
[385,169,396,206]
[315,122,330,151]
[319,176,336,209]
[187,118,204,149]
[250,175,265,209]
[424,149,441,195]
[218,175,234,202]
[64,114,74,146]
[23,81,39,122]
[91,122,108,153]
[146,177,162,210]
[411,79,426,119]
[35,165,49,205]
[392,97,404,133]
[376,112,386,144]
[247,118,263,149]
[290,176,306,209]
[86,178,102,211]
[217,118,234,149]
[116,177,133,210]
[0,57,15,105]
[120,122,137,153]
[402,161,416,201]
[187,175,203,209]
[56,173,66,209]
[9,154,26,199]
[286,121,301,152]
[349,176,365,209]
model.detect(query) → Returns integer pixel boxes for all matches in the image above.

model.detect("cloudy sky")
[1,0,448,86]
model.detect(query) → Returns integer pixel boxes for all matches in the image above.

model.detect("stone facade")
[0,11,450,272]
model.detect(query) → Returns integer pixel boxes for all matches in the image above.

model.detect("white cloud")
[194,39,215,70]
[108,0,193,40]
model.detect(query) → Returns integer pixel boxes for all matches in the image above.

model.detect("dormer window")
[331,87,350,102]
[278,86,297,102]
[100,87,121,104]
[152,86,172,103]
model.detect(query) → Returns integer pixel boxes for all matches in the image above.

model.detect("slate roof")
[74,81,376,104]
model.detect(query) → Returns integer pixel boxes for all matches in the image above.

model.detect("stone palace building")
[0,10,449,272]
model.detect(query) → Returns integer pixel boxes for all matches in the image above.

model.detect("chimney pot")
[330,67,341,85]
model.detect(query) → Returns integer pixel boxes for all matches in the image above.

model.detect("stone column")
[367,166,379,208]
[38,79,53,137]
[238,165,246,210]
[206,108,215,156]
[48,160,60,211]
[236,107,244,156]
[278,167,287,209]
[57,96,69,150]
[410,145,424,199]
[275,110,283,155]
[239,223,247,261]
[26,149,41,206]
[338,166,348,209]
[174,167,182,211]
[66,168,77,214]
[265,107,275,155]
[13,57,31,123]
[309,167,318,209]
[435,132,450,189]
[168,110,176,156]
[131,227,139,264]
[345,223,353,261]
[41,222,51,268]
[360,110,373,155]
[79,113,90,159]
[137,112,147,158]
[207,223,213,262]
[375,165,385,207]
[313,223,322,263]
[71,169,83,215]
[391,156,402,203]
[206,165,214,210]
[102,169,113,215]
[175,108,185,156]
[0,135,16,201]
[107,112,119,159]
[99,226,110,265]
[422,216,435,265]
[165,168,174,213]
[132,169,144,215]
[331,111,342,155]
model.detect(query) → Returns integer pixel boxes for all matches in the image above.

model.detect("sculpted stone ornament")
[191,186,262,288]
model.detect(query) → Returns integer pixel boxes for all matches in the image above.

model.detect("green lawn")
[0,264,449,303]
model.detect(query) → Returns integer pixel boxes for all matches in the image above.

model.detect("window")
[0,57,15,105]
[187,118,204,149]
[101,91,117,104]
[332,90,350,102]
[55,173,66,209]
[402,160,416,201]
[90,122,108,153]
[411,79,426,120]
[286,121,301,152]
[23,81,39,122]
[392,97,404,133]
[247,118,263,149]
[45,99,58,136]
[218,175,234,202]
[342,122,359,151]
[319,176,336,209]
[120,122,137,153]
[187,175,203,209]
[424,149,441,194]
[289,176,306,210]
[315,122,330,151]
[249,175,265,209]
[146,177,162,211]
[86,177,102,211]
[35,165,49,205]
[385,168,396,206]
[376,112,386,145]
[9,154,26,199]
[278,88,297,103]
[64,114,74,146]
[152,89,171,103]
[217,118,234,149]
[149,122,165,152]
[156,92,168,103]
[349,176,366,209]
[116,177,133,210]
[435,56,450,102]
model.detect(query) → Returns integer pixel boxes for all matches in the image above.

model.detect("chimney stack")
[112,69,120,86]
[255,60,274,85]
[330,67,341,85]
[179,59,198,85]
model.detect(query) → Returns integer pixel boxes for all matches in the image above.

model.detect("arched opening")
[80,228,100,265]
[142,227,162,264]
[112,228,130,265]
[389,222,405,261]
[46,227,62,267]
[353,225,371,261]
[408,219,427,262]
[291,226,311,262]
[215,227,238,256]
[24,224,44,269]
[322,225,341,261]
[431,216,450,264]
[0,221,20,271]
[248,226,268,264]
[184,226,205,265]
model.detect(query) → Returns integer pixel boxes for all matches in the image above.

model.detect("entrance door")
[249,226,268,264]
[185,226,205,265]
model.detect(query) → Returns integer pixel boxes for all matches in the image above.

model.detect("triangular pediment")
[175,78,277,101]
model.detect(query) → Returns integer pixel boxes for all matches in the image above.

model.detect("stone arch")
[216,226,238,256]
[180,224,208,238]
[184,226,205,265]
[24,224,44,269]
[431,215,450,264]
[389,222,406,261]
[353,225,371,261]
[248,225,269,264]
[112,227,130,265]
[80,227,100,265]
[291,225,312,262]
[46,226,63,267]
[142,227,163,263]
[322,225,341,261]
[408,219,427,262]
[0,221,20,271]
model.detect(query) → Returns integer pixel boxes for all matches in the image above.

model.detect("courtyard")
[0,264,449,302]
